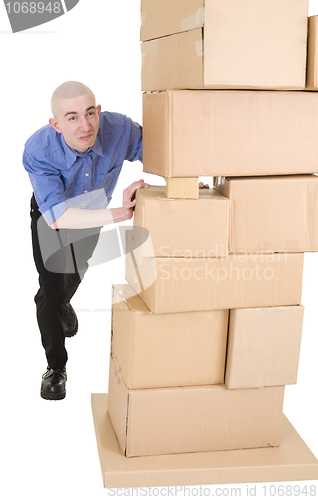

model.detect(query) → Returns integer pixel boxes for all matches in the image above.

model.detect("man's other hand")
[122,179,150,220]
[199,182,210,189]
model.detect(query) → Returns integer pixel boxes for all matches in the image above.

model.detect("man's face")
[49,92,101,153]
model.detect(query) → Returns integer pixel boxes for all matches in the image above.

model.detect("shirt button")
[84,190,88,193]
[81,203,85,206]
[85,173,89,177]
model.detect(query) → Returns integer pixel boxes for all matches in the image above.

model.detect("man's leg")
[31,195,68,371]
[30,195,101,398]
[61,229,101,337]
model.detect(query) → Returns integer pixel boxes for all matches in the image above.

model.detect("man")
[23,81,149,400]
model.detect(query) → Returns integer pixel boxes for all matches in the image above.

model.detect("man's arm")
[50,179,149,230]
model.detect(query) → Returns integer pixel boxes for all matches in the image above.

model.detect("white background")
[1,1,318,498]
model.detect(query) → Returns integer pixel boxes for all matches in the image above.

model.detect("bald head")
[51,81,96,118]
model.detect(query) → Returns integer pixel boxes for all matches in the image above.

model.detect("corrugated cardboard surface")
[125,230,304,313]
[143,91,318,178]
[225,306,304,389]
[215,175,318,253]
[141,0,307,90]
[92,393,318,488]
[306,16,318,90]
[111,284,228,389]
[107,357,285,458]
[133,185,229,257]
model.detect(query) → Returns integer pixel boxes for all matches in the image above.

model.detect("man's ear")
[49,117,61,133]
[96,104,101,117]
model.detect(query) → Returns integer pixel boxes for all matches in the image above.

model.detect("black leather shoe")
[63,303,78,337]
[41,366,67,400]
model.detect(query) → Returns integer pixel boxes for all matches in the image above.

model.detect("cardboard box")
[125,231,304,314]
[225,306,304,390]
[214,175,318,253]
[111,284,229,389]
[306,16,318,90]
[107,356,285,458]
[165,177,199,199]
[92,393,318,488]
[133,185,229,257]
[141,0,308,91]
[142,91,318,178]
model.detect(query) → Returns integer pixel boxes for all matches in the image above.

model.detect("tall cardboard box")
[142,91,318,178]
[133,185,229,257]
[108,356,285,458]
[141,0,308,91]
[214,175,318,253]
[225,306,304,389]
[111,284,228,389]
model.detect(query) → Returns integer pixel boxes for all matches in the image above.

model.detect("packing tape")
[180,7,204,31]
[113,356,124,385]
[215,177,225,187]
[141,39,157,66]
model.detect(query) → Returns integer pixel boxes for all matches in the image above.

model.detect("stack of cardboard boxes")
[92,0,318,487]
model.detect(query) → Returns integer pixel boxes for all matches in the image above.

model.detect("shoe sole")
[41,389,66,401]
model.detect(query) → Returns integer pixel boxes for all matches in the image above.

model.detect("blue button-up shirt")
[23,111,143,225]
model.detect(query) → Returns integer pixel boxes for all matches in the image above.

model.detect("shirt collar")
[90,133,103,158]
[61,131,104,169]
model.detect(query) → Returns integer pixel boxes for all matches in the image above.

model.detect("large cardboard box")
[107,356,285,458]
[92,393,318,488]
[214,175,318,253]
[142,91,318,178]
[125,231,304,314]
[140,0,308,91]
[111,284,228,389]
[306,16,318,90]
[133,185,229,257]
[225,306,304,390]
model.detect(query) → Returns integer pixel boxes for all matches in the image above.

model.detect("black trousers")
[30,195,101,369]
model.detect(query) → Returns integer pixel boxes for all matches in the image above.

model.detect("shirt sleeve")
[125,119,143,163]
[23,148,68,225]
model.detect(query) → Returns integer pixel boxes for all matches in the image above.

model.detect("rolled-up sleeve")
[23,148,68,225]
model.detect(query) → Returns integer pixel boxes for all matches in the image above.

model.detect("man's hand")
[122,179,150,220]
[199,182,210,189]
